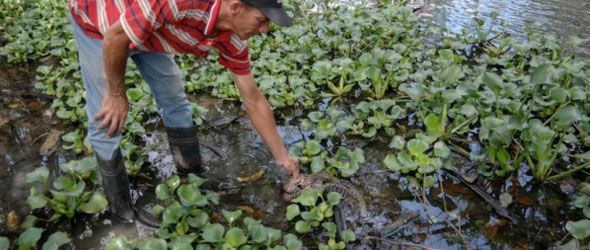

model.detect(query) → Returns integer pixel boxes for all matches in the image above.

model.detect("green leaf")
[20,215,38,230]
[188,174,207,187]
[384,154,402,171]
[293,188,321,206]
[388,136,405,150]
[557,239,580,250]
[574,195,590,208]
[174,218,189,235]
[310,155,325,173]
[222,209,242,225]
[341,229,356,242]
[26,167,49,184]
[136,238,167,250]
[127,88,143,102]
[424,114,443,137]
[482,72,504,92]
[574,152,590,161]
[224,228,247,247]
[170,235,197,248]
[549,87,568,103]
[267,227,282,245]
[162,203,183,226]
[187,210,209,228]
[496,148,510,167]
[554,106,582,127]
[580,183,590,195]
[27,192,47,210]
[283,234,302,250]
[407,139,429,156]
[304,140,322,156]
[295,221,311,233]
[202,223,224,243]
[53,176,77,192]
[300,211,317,221]
[433,141,450,158]
[205,190,220,205]
[61,131,78,143]
[0,237,10,250]
[41,232,71,250]
[248,224,267,243]
[105,235,131,250]
[195,244,212,250]
[61,157,96,175]
[286,204,300,221]
[177,184,203,206]
[308,112,323,122]
[530,64,555,84]
[155,184,169,200]
[151,204,165,217]
[438,65,463,83]
[397,152,418,173]
[18,227,44,249]
[166,175,181,190]
[327,192,341,205]
[322,222,337,236]
[169,242,193,250]
[77,192,108,214]
[569,87,586,100]
[566,219,590,239]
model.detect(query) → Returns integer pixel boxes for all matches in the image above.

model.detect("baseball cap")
[240,0,293,27]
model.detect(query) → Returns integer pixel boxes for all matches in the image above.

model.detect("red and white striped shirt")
[69,0,252,75]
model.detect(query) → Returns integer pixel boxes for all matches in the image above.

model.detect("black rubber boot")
[96,149,136,224]
[166,126,207,175]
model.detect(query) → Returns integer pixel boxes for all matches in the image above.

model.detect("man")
[69,0,301,223]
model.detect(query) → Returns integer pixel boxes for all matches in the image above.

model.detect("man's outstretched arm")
[232,72,301,180]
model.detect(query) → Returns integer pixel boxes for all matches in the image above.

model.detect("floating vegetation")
[0,0,588,248]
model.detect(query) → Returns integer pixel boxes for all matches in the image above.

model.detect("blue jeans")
[70,19,194,160]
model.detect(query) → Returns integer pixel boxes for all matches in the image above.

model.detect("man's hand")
[98,20,131,137]
[95,94,129,137]
[276,154,300,181]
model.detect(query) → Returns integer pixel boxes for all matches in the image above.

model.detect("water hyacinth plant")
[286,188,355,249]
[25,157,107,221]
[105,174,303,249]
[1,0,590,247]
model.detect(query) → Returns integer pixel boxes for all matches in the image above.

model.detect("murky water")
[2,0,589,248]
[415,0,590,57]
[0,62,581,249]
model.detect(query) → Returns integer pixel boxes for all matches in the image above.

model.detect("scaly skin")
[282,171,332,201]
[282,172,367,218]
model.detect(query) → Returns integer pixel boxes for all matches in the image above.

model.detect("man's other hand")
[95,94,129,137]
[276,155,300,181]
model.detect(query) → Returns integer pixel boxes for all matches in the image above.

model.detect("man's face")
[233,6,270,40]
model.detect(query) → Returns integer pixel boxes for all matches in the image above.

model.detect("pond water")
[419,0,590,57]
[0,60,580,249]
[1,0,589,248]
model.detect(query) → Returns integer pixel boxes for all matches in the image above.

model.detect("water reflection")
[423,0,590,57]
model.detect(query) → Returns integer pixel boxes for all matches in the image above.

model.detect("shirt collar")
[204,0,221,36]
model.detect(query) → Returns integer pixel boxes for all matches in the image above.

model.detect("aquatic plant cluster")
[1,0,589,248]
